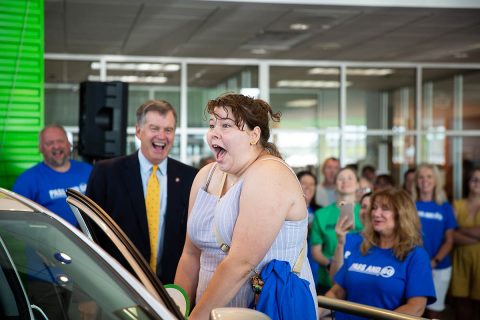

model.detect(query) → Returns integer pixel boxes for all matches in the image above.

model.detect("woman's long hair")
[411,163,447,205]
[361,188,422,261]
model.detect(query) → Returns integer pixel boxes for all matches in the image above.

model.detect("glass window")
[422,69,456,130]
[45,60,98,84]
[345,134,416,189]
[270,66,340,129]
[346,68,415,130]
[277,132,339,176]
[462,70,480,130]
[0,238,28,318]
[187,133,211,169]
[45,85,80,126]
[187,65,258,127]
[0,212,159,319]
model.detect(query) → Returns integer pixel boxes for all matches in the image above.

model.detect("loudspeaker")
[79,81,128,160]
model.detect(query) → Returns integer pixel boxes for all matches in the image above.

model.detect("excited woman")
[174,93,317,320]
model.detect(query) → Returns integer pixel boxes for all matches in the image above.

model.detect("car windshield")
[0,211,161,319]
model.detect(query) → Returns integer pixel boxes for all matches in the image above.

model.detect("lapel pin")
[175,177,180,182]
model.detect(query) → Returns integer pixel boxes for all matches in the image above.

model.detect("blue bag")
[254,259,316,320]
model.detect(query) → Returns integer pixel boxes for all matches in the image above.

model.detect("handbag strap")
[213,170,230,253]
[292,238,307,274]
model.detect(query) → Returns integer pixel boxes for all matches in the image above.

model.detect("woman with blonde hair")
[323,188,436,319]
[412,163,457,319]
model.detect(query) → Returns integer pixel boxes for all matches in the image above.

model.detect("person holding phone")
[329,192,372,278]
[322,188,436,319]
[310,166,363,294]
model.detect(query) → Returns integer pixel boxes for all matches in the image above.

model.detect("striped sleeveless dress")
[187,162,317,312]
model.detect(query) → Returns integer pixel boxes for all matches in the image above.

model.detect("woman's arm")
[319,284,346,318]
[174,235,201,303]
[457,226,480,240]
[325,284,346,299]
[310,212,331,267]
[431,229,454,268]
[393,297,427,316]
[329,216,352,278]
[453,229,478,245]
[188,160,305,320]
[312,244,331,268]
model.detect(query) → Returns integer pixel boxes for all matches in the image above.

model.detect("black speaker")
[79,81,128,160]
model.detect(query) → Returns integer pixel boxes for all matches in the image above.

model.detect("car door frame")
[0,235,36,319]
[66,188,184,320]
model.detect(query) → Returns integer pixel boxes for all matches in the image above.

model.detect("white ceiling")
[44,0,480,86]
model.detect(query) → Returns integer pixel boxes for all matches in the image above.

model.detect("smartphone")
[338,202,355,228]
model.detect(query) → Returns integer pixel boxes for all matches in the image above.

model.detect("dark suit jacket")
[86,152,197,284]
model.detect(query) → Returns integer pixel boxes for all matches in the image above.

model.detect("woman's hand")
[335,215,353,245]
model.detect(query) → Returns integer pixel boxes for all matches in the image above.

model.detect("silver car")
[0,188,269,320]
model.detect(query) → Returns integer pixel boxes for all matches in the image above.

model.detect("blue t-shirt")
[415,201,458,269]
[333,243,436,320]
[13,160,92,226]
[343,232,363,261]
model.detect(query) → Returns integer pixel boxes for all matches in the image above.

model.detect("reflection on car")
[0,188,177,319]
[0,188,270,320]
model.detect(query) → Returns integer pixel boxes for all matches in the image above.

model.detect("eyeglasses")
[470,177,480,184]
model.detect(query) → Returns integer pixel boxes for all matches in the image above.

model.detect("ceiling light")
[454,52,468,59]
[240,88,260,98]
[286,99,317,108]
[308,68,339,75]
[290,23,309,31]
[308,68,393,76]
[277,80,351,88]
[318,42,340,50]
[88,75,168,83]
[90,62,180,72]
[251,48,268,55]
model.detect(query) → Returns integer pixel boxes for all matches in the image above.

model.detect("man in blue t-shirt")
[13,124,92,226]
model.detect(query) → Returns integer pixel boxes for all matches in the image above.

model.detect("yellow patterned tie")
[146,165,160,272]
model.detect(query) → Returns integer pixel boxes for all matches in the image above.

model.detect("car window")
[65,189,185,320]
[0,211,167,320]
[0,236,30,319]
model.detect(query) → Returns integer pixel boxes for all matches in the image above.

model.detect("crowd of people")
[11,93,480,320]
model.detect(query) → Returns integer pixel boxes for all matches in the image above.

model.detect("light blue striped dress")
[188,164,318,312]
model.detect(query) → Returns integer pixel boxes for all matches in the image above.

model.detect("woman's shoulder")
[191,162,216,189]
[246,156,295,182]
[406,245,431,263]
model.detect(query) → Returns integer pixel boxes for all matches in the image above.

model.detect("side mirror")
[165,284,190,318]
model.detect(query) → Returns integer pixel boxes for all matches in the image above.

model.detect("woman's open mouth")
[212,144,226,161]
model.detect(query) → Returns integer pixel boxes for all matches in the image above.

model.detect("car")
[0,187,270,320]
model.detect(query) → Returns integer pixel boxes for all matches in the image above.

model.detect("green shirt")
[310,202,363,288]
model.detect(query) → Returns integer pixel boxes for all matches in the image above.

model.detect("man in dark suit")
[86,100,197,284]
